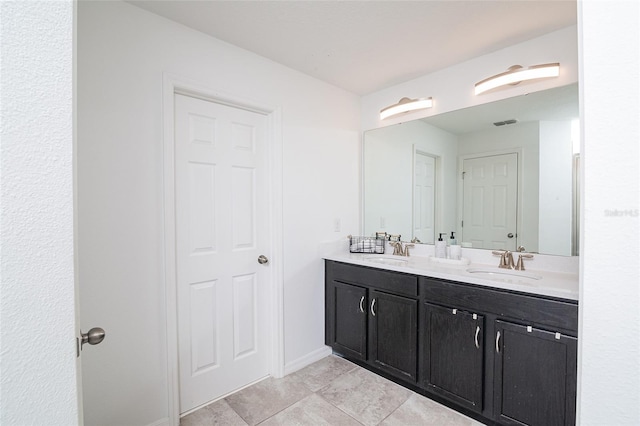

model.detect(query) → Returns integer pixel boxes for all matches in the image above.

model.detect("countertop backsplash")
[319,237,578,276]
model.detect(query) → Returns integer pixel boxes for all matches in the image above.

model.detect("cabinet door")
[422,303,484,412]
[369,290,418,382]
[328,281,368,361]
[494,320,577,426]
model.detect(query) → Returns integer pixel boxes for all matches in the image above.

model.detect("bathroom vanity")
[324,253,578,426]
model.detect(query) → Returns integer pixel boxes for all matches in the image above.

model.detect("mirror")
[363,83,579,256]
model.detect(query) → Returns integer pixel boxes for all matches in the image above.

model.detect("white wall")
[578,1,640,424]
[364,120,457,241]
[3,3,638,426]
[361,25,579,131]
[458,122,540,252]
[539,120,573,255]
[77,2,359,424]
[0,1,78,424]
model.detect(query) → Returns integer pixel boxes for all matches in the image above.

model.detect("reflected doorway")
[413,150,436,244]
[461,153,518,250]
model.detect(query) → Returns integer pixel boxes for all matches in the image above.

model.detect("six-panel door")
[175,94,270,412]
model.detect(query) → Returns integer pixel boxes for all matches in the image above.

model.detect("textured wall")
[0,1,78,425]
[578,1,640,424]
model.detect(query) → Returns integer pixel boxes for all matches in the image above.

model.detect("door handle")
[359,296,365,313]
[80,327,105,350]
[258,255,269,265]
[370,298,376,316]
[496,331,501,354]
[507,233,514,238]
[474,326,480,349]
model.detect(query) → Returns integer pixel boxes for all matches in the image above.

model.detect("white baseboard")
[283,346,333,376]
[146,417,171,426]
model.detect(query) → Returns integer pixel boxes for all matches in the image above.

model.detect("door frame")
[162,73,284,425]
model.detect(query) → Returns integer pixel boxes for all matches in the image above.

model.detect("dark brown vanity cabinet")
[421,303,485,413]
[325,261,419,383]
[494,320,577,426]
[330,281,368,361]
[325,260,578,426]
[369,289,418,382]
[421,277,578,426]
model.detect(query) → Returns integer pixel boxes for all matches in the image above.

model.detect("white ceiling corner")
[127,0,577,96]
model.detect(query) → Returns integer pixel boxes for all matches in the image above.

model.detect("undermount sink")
[466,267,542,280]
[363,256,409,266]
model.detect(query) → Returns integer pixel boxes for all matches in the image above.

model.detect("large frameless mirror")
[363,83,579,256]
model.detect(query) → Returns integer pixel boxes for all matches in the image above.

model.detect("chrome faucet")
[391,241,404,256]
[493,250,515,269]
[500,251,515,269]
[493,248,534,270]
[391,242,415,257]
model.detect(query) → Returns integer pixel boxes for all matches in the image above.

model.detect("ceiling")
[127,0,577,96]
[422,83,578,135]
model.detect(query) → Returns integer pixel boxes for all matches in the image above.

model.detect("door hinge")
[462,171,466,179]
[461,220,464,227]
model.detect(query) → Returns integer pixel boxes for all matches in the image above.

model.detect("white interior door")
[413,151,436,244]
[462,153,518,250]
[175,94,270,413]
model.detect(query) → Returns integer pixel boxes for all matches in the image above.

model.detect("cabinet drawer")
[327,261,418,298]
[420,277,578,333]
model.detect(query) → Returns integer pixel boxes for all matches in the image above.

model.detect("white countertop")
[324,251,579,301]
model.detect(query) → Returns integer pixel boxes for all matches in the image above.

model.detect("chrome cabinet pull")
[370,298,376,316]
[359,296,365,313]
[474,326,480,349]
[496,331,501,354]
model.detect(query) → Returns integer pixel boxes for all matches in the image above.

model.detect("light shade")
[475,63,560,95]
[380,97,433,120]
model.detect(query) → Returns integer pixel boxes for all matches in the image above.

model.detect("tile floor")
[180,355,485,426]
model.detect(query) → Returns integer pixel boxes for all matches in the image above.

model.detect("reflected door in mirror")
[462,153,517,250]
[413,151,436,244]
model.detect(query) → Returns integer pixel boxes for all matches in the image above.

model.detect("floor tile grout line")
[239,356,363,425]
[252,392,313,426]
[375,393,411,426]
[182,354,483,426]
[313,391,367,425]
[254,357,366,425]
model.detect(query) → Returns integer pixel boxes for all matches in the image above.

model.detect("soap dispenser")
[449,231,457,245]
[449,231,461,260]
[435,233,447,258]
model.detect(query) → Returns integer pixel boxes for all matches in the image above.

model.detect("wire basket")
[348,235,385,254]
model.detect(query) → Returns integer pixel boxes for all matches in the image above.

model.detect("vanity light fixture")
[474,63,560,95]
[380,97,433,120]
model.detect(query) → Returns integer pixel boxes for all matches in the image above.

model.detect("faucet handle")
[403,243,415,257]
[514,253,534,271]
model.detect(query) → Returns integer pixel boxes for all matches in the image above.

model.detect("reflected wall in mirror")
[363,84,579,256]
